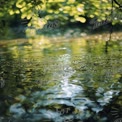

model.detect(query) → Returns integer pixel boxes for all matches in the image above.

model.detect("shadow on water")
[0,36,122,122]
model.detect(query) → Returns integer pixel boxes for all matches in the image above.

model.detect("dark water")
[0,37,122,122]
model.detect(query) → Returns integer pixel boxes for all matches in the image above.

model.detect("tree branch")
[113,0,122,8]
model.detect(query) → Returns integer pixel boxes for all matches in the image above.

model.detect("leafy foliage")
[0,0,122,29]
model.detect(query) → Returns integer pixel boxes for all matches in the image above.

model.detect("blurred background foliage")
[0,0,122,37]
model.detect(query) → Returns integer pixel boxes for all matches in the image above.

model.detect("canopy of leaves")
[0,0,122,28]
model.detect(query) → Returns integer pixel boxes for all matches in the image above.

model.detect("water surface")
[0,36,122,122]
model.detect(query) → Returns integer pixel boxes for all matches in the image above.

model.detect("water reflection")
[0,37,122,122]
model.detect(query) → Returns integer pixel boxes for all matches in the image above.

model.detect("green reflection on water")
[0,37,122,121]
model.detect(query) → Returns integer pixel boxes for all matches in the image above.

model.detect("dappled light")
[0,36,122,121]
[0,0,122,122]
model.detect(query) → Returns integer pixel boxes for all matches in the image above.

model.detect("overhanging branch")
[113,0,122,8]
